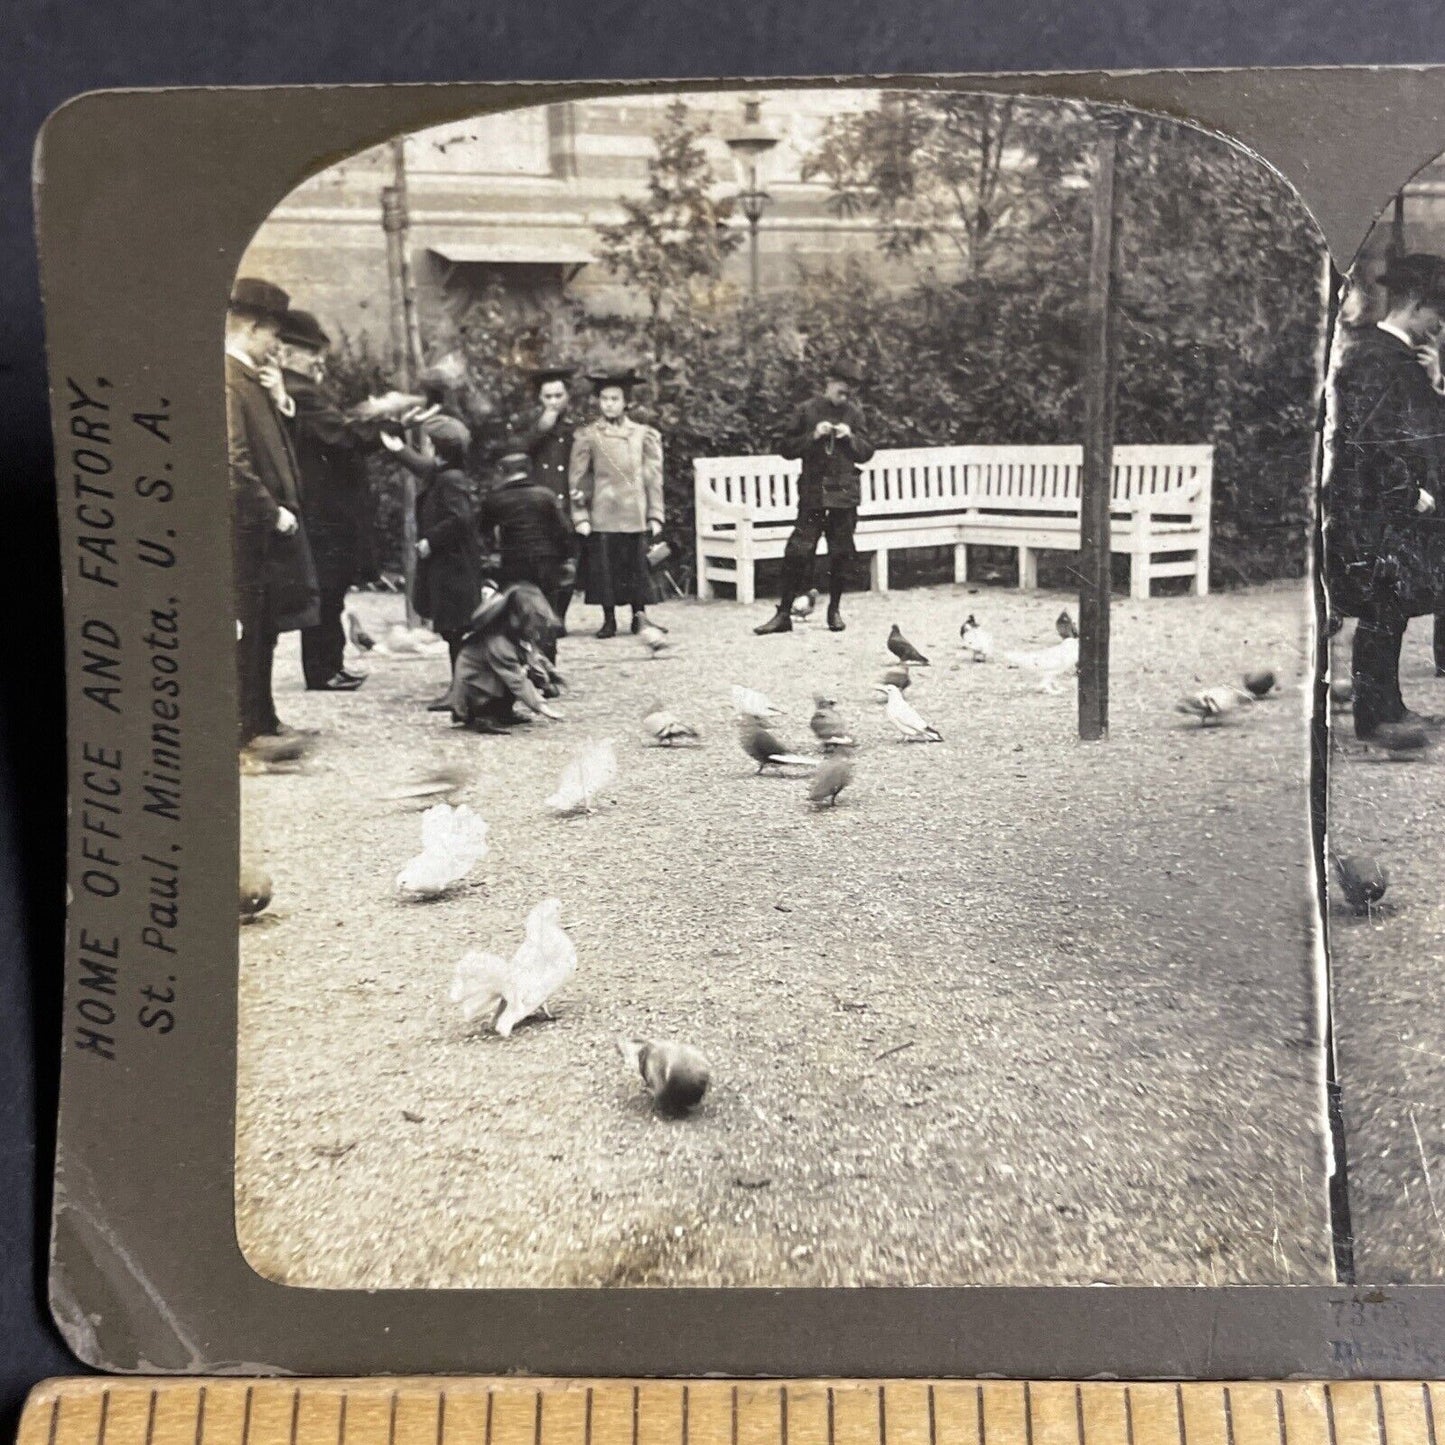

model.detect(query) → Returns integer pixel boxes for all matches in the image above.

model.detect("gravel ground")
[1328,619,1445,1282]
[236,580,1332,1289]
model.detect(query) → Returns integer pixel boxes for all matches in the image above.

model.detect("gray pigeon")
[738,715,816,773]
[1334,854,1388,916]
[618,1037,711,1114]
[887,624,929,666]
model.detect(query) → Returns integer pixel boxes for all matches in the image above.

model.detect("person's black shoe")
[426,693,454,712]
[311,672,363,692]
[753,607,793,636]
[467,717,513,735]
[1361,719,1432,753]
[337,669,368,684]
[827,604,845,632]
[596,618,618,639]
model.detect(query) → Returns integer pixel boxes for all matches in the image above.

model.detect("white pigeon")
[642,704,701,747]
[959,615,994,662]
[730,684,784,719]
[1002,635,1080,694]
[382,623,451,658]
[450,899,577,1037]
[546,739,619,814]
[396,803,490,899]
[1176,685,1255,726]
[636,620,673,658]
[882,684,943,742]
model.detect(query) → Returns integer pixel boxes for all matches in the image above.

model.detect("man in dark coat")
[476,443,575,661]
[277,308,375,692]
[1325,253,1445,739]
[754,358,875,635]
[225,277,320,745]
[386,415,481,669]
[520,365,584,631]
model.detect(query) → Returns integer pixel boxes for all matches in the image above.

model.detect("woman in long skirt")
[568,369,664,638]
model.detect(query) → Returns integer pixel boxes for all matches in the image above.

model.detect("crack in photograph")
[226,85,1335,1289]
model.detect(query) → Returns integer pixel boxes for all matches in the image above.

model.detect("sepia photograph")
[225,85,1334,1290]
[1323,163,1445,1285]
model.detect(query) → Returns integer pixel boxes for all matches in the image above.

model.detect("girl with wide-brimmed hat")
[447,583,567,734]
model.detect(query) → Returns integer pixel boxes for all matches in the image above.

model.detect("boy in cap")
[569,369,665,638]
[276,307,377,693]
[521,365,584,631]
[1327,252,1445,740]
[225,277,320,744]
[754,357,874,636]
[475,442,575,661]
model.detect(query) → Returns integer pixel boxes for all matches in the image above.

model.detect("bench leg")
[697,563,714,601]
[872,549,890,594]
[1130,553,1150,601]
[1192,550,1209,597]
[1017,546,1037,590]
[737,559,756,608]
[953,543,968,584]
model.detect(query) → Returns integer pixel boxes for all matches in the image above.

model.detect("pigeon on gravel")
[791,588,820,622]
[344,611,376,651]
[451,899,577,1037]
[241,732,315,772]
[617,1037,711,1114]
[873,665,913,701]
[883,684,943,742]
[738,715,817,772]
[960,615,993,662]
[1056,609,1077,639]
[887,624,930,666]
[396,803,490,900]
[240,860,273,923]
[1176,685,1255,726]
[642,703,701,747]
[731,684,784,719]
[1242,669,1277,698]
[1334,854,1389,917]
[1003,635,1080,694]
[382,763,473,807]
[636,619,673,658]
[808,754,854,806]
[546,740,619,814]
[810,696,856,749]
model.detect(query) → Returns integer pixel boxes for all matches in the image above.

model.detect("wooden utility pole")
[1077,111,1126,742]
[382,137,423,625]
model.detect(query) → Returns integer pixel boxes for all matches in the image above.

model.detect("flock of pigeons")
[239,591,1408,1117]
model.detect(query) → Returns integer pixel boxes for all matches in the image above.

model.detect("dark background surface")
[6,0,1445,1428]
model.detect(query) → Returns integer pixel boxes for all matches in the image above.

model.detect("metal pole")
[381,147,421,626]
[392,138,423,388]
[1078,112,1125,742]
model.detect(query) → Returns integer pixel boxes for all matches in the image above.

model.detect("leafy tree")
[804,92,1093,281]
[593,100,744,362]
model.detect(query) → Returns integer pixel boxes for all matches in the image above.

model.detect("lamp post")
[725,98,780,300]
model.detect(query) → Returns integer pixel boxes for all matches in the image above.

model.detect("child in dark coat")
[448,583,567,734]
[383,415,480,675]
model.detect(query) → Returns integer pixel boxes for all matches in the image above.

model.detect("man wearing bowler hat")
[276,308,378,693]
[1326,252,1445,740]
[225,277,320,745]
[754,357,875,635]
[521,364,584,631]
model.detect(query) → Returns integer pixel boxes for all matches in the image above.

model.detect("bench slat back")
[695,444,1212,522]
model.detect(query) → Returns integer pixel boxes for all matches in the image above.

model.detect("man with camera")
[754,358,874,635]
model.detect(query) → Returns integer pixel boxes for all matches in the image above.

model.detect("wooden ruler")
[15,1381,1445,1445]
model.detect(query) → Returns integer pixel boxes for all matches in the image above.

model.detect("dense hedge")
[329,99,1326,592]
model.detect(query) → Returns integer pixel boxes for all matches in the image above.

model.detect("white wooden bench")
[693,443,1213,603]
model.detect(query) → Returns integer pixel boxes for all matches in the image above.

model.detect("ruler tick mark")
[682,1386,690,1445]
[1174,1384,1186,1445]
[291,1390,302,1445]
[97,1390,110,1445]
[1224,1387,1236,1445]
[242,1387,255,1445]
[1025,1384,1034,1445]
[144,1392,157,1445]
[735,1388,741,1445]
[486,1392,494,1445]
[533,1392,541,1445]
[1325,1385,1339,1445]
[391,1394,401,1445]
[196,1388,208,1445]
[1375,1385,1387,1445]
[339,1394,348,1445]
[977,1386,986,1445]
[585,1390,593,1445]
[633,1387,640,1445]
[880,1385,888,1445]
[1076,1386,1087,1445]
[927,1385,937,1445]
[827,1389,835,1445]
[781,1385,789,1445]
[1124,1387,1135,1445]
[1425,1384,1440,1445]
[1275,1390,1287,1445]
